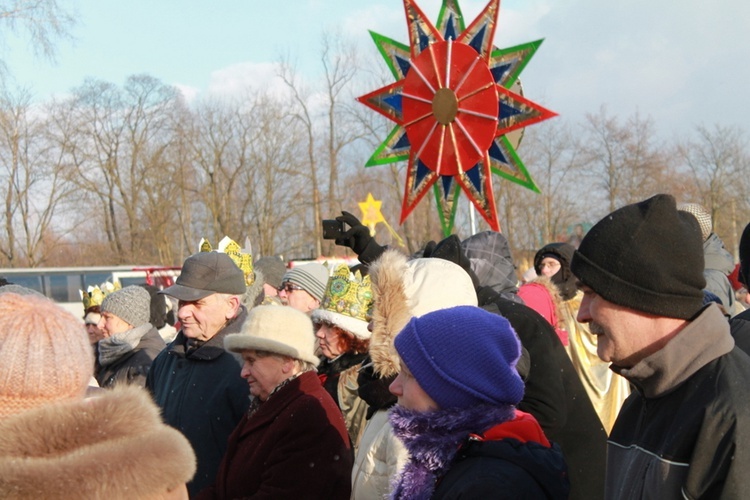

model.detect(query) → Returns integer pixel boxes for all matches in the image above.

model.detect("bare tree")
[60,75,181,263]
[518,121,584,245]
[0,0,76,80]
[678,124,750,253]
[242,91,307,257]
[581,107,669,213]
[0,86,74,266]
[277,61,324,256]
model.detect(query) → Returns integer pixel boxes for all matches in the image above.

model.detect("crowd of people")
[2,193,750,499]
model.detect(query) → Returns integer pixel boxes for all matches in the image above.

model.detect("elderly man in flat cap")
[147,252,249,497]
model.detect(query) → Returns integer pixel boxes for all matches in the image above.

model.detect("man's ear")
[225,295,242,319]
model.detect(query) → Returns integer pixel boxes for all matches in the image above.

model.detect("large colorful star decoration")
[357,0,556,235]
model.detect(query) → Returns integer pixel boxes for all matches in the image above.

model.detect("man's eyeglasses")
[279,282,305,293]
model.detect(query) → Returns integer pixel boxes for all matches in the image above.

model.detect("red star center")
[402,40,499,177]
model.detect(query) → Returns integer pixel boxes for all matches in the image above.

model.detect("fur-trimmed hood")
[0,386,196,499]
[368,250,477,378]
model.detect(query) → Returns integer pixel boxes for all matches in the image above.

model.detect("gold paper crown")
[199,236,255,286]
[320,264,374,323]
[80,281,120,310]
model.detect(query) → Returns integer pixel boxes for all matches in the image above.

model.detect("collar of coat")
[237,370,325,436]
[612,304,734,398]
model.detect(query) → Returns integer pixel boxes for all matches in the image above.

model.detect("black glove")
[334,211,386,265]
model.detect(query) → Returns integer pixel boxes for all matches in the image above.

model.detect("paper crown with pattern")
[199,236,255,286]
[80,281,120,311]
[312,264,374,340]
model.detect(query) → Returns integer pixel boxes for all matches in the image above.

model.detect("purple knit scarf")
[388,403,516,500]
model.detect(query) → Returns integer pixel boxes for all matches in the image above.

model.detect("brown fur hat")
[368,249,477,378]
[0,386,196,499]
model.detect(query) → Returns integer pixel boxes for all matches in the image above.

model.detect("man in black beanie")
[571,193,750,499]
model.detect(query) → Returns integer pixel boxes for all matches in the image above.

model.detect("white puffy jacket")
[351,409,408,499]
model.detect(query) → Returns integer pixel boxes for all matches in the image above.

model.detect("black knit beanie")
[739,222,750,287]
[534,242,577,300]
[570,194,705,319]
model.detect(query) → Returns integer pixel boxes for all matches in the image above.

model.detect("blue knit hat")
[393,305,524,409]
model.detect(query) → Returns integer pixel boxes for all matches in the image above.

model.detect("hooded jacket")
[703,233,737,311]
[533,242,578,300]
[460,230,520,299]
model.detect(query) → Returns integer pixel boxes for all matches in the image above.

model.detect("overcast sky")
[4,0,748,141]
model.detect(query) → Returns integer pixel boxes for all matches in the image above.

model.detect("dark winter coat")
[434,438,568,499]
[608,305,750,499]
[319,351,370,448]
[146,307,249,497]
[196,371,353,500]
[477,287,606,500]
[730,307,750,355]
[390,405,568,500]
[95,325,165,388]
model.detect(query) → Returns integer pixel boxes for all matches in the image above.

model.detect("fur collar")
[369,249,412,378]
[389,403,516,500]
[0,386,196,499]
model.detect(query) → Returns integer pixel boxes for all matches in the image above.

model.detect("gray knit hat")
[255,256,287,289]
[282,263,329,302]
[101,286,151,328]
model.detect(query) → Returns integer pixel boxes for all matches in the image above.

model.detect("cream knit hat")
[0,293,93,418]
[225,305,320,366]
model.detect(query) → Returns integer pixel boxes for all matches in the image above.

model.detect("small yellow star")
[359,193,385,228]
